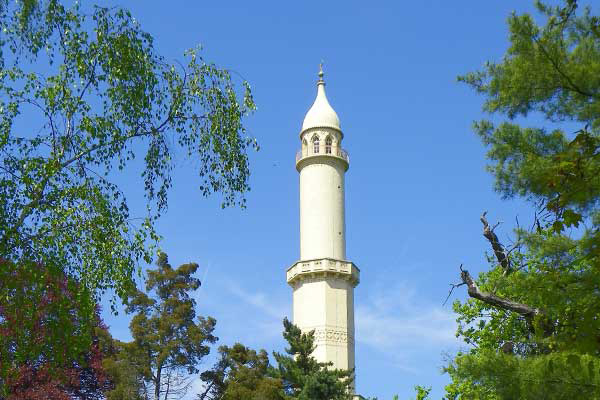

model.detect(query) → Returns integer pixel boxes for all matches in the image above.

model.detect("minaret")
[287,66,360,378]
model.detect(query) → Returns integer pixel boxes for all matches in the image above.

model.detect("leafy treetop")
[0,0,257,307]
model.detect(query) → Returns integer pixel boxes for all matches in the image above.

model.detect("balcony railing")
[296,147,349,164]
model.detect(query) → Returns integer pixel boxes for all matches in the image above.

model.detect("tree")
[365,386,430,400]
[0,259,113,398]
[106,252,217,400]
[198,318,353,400]
[198,343,285,400]
[446,1,600,398]
[273,318,353,400]
[0,0,256,363]
[103,340,147,400]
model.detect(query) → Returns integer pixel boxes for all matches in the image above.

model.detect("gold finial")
[318,61,324,81]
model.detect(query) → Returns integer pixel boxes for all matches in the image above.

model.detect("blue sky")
[98,1,564,398]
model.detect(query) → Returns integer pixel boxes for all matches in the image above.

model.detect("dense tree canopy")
[0,0,255,312]
[0,259,113,398]
[446,1,600,398]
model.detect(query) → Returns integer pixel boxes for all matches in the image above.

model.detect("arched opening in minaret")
[302,138,308,156]
[312,135,320,154]
[325,135,332,154]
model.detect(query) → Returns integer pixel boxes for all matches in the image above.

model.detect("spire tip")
[318,61,324,82]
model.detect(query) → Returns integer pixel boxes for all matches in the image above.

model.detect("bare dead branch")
[460,267,542,320]
[481,211,511,274]
[444,265,466,306]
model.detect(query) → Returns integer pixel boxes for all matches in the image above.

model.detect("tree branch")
[533,36,597,99]
[0,175,51,253]
[59,92,182,170]
[443,274,466,306]
[197,380,215,400]
[481,211,511,274]
[460,265,542,320]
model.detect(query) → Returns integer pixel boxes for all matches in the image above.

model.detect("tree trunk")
[154,366,161,400]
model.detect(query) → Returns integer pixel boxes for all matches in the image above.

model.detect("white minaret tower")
[287,66,360,378]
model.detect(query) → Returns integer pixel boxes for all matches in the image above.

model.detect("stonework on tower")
[286,66,360,392]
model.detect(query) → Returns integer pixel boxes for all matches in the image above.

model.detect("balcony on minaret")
[295,144,349,166]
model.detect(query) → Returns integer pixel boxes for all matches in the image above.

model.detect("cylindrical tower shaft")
[299,157,346,260]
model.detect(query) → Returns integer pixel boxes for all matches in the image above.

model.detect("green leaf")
[562,209,582,228]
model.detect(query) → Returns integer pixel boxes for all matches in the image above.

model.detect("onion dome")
[301,65,340,133]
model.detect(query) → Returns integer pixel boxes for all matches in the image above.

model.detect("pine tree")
[274,318,354,400]
[446,1,600,398]
[198,343,285,400]
[199,318,354,400]
[107,252,216,400]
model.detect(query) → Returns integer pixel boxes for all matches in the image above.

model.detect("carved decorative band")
[312,327,354,345]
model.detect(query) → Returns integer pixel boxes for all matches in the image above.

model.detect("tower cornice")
[295,152,349,172]
[287,258,360,288]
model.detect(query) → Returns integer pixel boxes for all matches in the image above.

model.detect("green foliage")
[0,259,94,379]
[199,343,285,400]
[363,386,429,400]
[446,351,600,400]
[448,1,600,398]
[200,318,354,400]
[273,318,354,400]
[0,0,255,322]
[459,0,600,124]
[0,259,113,398]
[413,386,431,400]
[105,252,217,400]
[102,340,146,400]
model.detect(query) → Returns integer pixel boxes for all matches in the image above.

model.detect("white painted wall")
[299,157,346,261]
[292,276,355,371]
